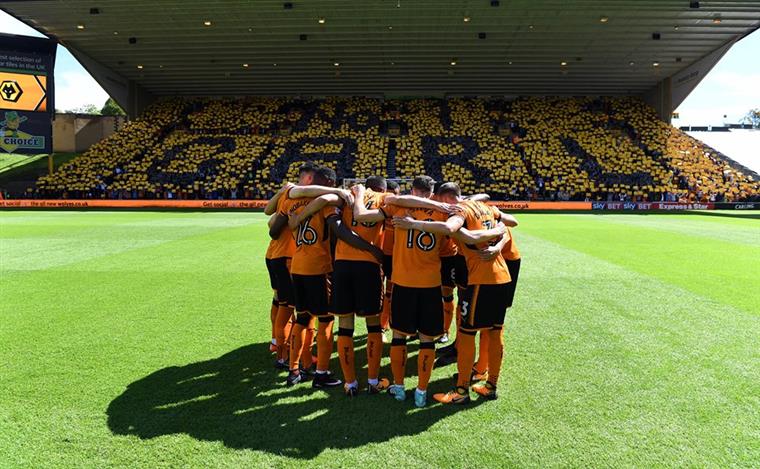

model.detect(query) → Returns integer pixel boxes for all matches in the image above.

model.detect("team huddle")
[264,162,521,407]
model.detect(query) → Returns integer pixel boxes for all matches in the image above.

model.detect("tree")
[101,97,126,116]
[741,109,759,128]
[65,104,101,115]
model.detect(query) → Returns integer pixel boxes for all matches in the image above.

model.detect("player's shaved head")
[386,180,400,195]
[437,182,461,198]
[314,166,337,187]
[297,161,319,185]
[437,182,461,203]
[365,175,387,192]
[411,176,435,198]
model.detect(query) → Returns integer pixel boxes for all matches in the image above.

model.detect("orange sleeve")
[276,188,292,215]
[383,204,399,218]
[321,205,340,219]
[435,211,451,222]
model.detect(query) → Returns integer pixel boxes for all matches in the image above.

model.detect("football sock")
[390,337,408,386]
[381,285,392,330]
[366,324,383,381]
[289,322,305,372]
[456,330,476,388]
[443,295,455,335]
[275,305,294,361]
[301,319,316,368]
[474,330,490,374]
[316,318,334,372]
[270,298,278,341]
[337,328,356,384]
[417,341,435,391]
[487,327,505,386]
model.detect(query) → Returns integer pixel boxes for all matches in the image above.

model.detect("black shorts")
[382,254,393,281]
[332,260,383,316]
[265,257,294,306]
[505,259,521,307]
[291,272,332,317]
[453,255,468,288]
[441,256,457,288]
[459,282,511,331]
[391,285,444,338]
[265,258,278,289]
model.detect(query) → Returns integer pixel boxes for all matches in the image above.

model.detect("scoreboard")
[0,33,56,154]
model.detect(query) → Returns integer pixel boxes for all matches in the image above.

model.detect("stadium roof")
[3,0,760,97]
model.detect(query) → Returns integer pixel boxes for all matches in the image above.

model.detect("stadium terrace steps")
[24,97,758,202]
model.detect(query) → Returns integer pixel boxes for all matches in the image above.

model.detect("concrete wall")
[53,114,127,153]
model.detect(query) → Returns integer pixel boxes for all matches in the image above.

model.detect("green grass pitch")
[1,210,758,468]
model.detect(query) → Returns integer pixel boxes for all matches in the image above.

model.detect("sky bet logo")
[0,80,23,103]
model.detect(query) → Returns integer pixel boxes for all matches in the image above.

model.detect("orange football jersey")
[279,192,335,275]
[455,200,511,285]
[502,227,521,261]
[384,204,448,288]
[334,189,387,263]
[265,189,296,259]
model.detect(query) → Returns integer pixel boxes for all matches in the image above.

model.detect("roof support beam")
[65,44,155,118]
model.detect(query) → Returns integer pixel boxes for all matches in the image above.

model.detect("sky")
[0,11,757,124]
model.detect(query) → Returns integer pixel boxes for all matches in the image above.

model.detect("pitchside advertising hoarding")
[0,34,56,154]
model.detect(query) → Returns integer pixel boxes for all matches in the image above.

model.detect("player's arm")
[392,214,465,235]
[327,214,384,263]
[268,213,289,239]
[289,185,354,206]
[466,193,490,202]
[264,182,294,215]
[477,231,510,261]
[496,210,519,227]
[287,194,343,230]
[351,184,386,223]
[384,194,462,214]
[453,224,507,245]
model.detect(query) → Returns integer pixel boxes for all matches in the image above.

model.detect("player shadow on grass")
[106,340,483,458]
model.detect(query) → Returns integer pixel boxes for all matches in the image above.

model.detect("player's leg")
[311,273,342,389]
[434,284,479,405]
[300,318,316,371]
[380,255,393,343]
[415,287,443,407]
[265,258,279,353]
[274,258,296,368]
[336,314,357,394]
[357,261,387,394]
[332,261,357,394]
[388,285,416,402]
[270,296,278,352]
[472,283,511,400]
[287,312,311,386]
[440,256,456,344]
[388,332,407,401]
[472,331,489,381]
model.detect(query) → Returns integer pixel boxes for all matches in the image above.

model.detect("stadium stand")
[32,97,757,202]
